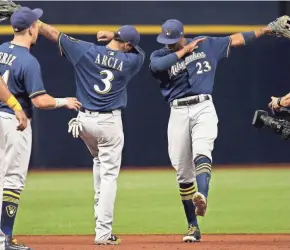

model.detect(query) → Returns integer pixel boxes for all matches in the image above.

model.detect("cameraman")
[268,94,290,110]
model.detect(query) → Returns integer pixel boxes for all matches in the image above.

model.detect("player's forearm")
[38,21,60,43]
[230,27,271,47]
[96,31,115,42]
[0,81,12,103]
[150,49,187,72]
[279,94,290,107]
[31,94,68,109]
[0,81,22,111]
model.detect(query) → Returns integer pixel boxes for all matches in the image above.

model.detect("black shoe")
[183,225,201,243]
[5,236,32,250]
[95,234,121,245]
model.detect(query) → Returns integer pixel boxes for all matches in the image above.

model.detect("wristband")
[277,97,283,107]
[6,95,22,111]
[55,98,68,108]
[241,31,256,45]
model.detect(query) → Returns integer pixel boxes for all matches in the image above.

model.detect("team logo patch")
[108,51,115,56]
[6,205,17,217]
[165,28,172,37]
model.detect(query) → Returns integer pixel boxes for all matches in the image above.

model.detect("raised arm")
[150,38,206,72]
[230,26,271,47]
[38,21,60,43]
[230,14,290,47]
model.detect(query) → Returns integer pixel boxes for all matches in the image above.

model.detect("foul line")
[0,25,264,35]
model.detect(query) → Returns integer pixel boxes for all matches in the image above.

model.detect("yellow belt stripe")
[3,191,20,199]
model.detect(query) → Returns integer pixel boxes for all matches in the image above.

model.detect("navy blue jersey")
[58,34,145,111]
[150,36,231,103]
[0,42,46,118]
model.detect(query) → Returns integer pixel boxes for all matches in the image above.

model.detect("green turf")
[14,168,290,235]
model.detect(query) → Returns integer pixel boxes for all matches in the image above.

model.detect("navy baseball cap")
[157,19,184,45]
[116,25,140,47]
[10,7,43,32]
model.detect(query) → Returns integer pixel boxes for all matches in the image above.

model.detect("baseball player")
[36,20,145,244]
[150,19,278,242]
[0,78,27,250]
[0,7,81,250]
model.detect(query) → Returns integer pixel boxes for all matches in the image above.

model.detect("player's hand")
[97,31,115,42]
[65,97,82,111]
[184,38,206,53]
[268,96,280,110]
[14,110,28,131]
[68,117,83,138]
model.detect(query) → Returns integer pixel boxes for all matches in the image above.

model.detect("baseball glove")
[268,15,290,39]
[0,0,20,22]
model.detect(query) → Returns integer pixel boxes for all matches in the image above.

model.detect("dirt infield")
[17,235,290,250]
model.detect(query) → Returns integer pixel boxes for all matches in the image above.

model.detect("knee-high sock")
[195,155,212,198]
[179,183,198,228]
[1,189,20,236]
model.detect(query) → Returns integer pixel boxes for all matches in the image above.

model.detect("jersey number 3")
[94,70,114,94]
[196,61,211,75]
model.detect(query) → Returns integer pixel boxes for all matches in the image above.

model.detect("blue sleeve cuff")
[29,90,46,98]
[241,31,256,45]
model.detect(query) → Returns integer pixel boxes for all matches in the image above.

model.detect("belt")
[79,107,113,114]
[171,95,210,107]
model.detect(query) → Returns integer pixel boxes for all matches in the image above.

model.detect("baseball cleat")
[95,234,121,245]
[183,225,201,243]
[193,192,207,216]
[5,236,32,250]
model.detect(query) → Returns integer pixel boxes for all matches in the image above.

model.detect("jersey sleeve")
[124,46,145,72]
[23,58,46,98]
[207,36,231,61]
[58,33,94,66]
[149,49,179,73]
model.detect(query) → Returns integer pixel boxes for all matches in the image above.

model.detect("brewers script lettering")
[169,52,206,77]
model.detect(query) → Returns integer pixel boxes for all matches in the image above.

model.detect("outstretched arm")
[230,26,271,47]
[230,15,290,47]
[150,38,206,72]
[38,21,60,43]
[38,20,93,66]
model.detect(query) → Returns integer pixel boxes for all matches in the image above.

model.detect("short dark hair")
[112,32,137,53]
[113,32,126,43]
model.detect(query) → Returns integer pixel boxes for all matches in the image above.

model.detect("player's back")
[0,42,44,118]
[59,34,145,112]
[77,44,143,111]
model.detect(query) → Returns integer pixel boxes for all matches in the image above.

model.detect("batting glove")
[68,117,83,138]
